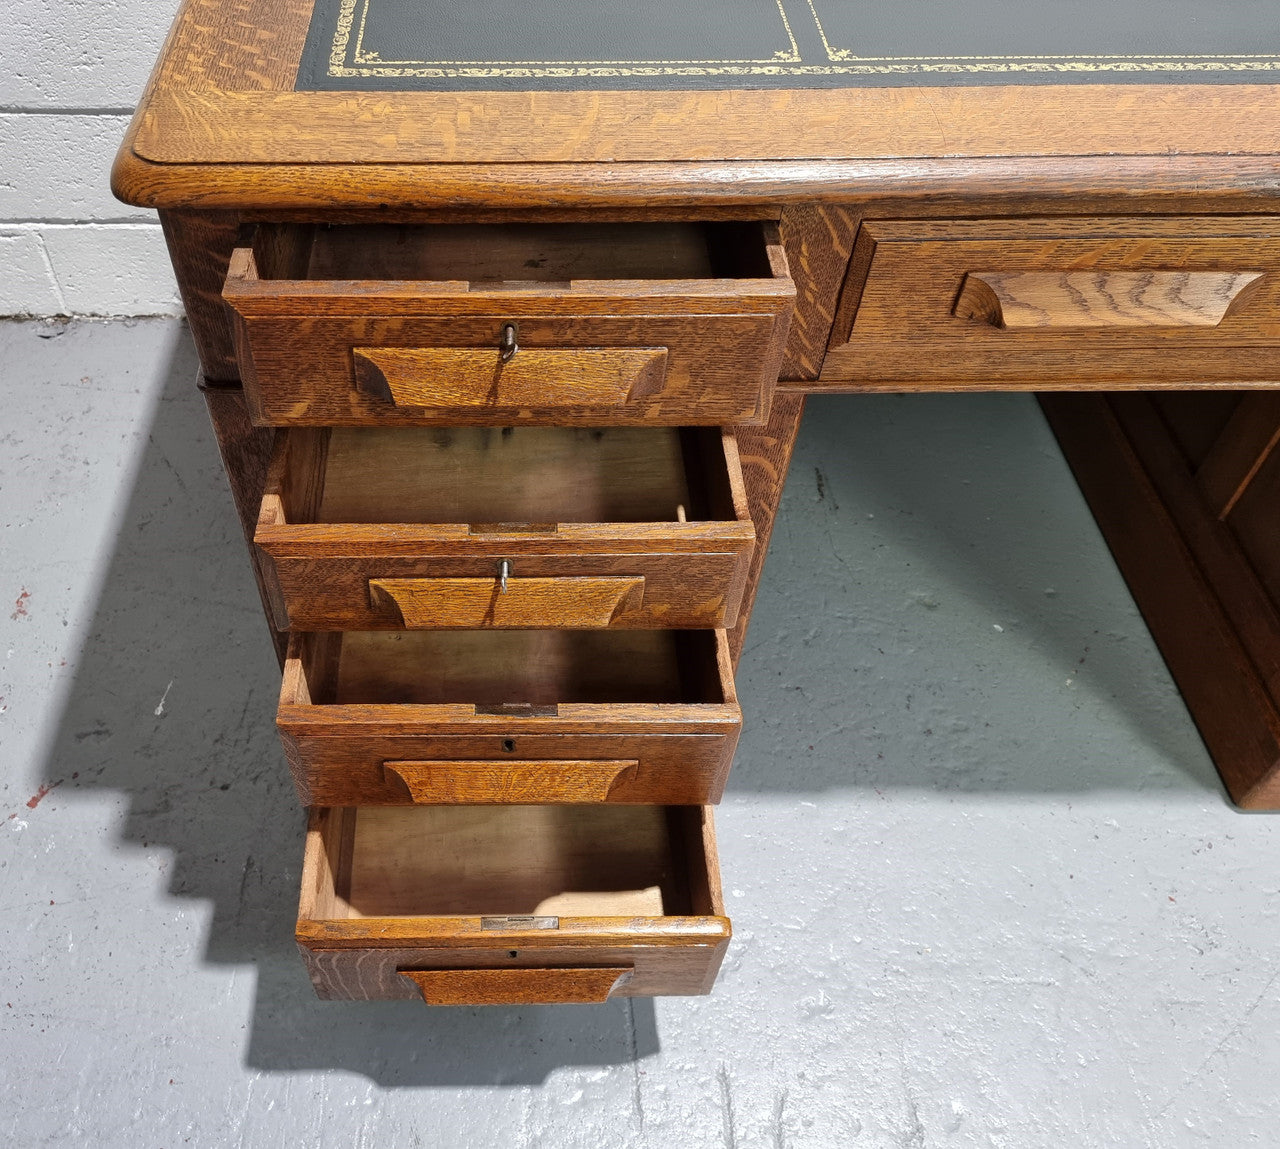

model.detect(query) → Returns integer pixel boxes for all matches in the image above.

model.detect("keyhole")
[502,739,516,753]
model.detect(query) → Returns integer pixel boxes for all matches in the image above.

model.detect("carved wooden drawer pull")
[353,345,669,408]
[382,759,638,803]
[954,270,1266,329]
[369,575,646,628]
[399,967,635,1006]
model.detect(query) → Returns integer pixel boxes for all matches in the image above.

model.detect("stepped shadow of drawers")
[35,333,657,1083]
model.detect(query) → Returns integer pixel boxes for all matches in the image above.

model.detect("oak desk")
[114,0,1280,1002]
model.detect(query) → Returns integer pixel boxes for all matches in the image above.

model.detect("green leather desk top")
[297,0,1280,90]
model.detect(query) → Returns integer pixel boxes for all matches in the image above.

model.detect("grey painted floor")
[2,318,1278,1147]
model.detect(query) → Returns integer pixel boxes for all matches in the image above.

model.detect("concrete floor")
[2,317,1278,1147]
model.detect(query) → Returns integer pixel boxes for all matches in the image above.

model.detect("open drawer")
[223,220,794,426]
[278,629,740,806]
[255,425,755,631]
[297,805,731,1002]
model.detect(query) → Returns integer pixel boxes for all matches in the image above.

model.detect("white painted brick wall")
[1,2,183,315]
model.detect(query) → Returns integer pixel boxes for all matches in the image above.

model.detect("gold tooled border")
[330,0,802,76]
[326,0,1280,78]
[801,0,1280,74]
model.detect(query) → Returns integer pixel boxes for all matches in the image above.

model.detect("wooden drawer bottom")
[279,629,741,806]
[256,425,755,631]
[297,804,730,1002]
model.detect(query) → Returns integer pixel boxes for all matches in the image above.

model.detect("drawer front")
[301,943,726,1001]
[262,552,750,631]
[820,217,1280,388]
[277,629,740,805]
[255,426,755,631]
[224,222,794,426]
[280,732,737,806]
[297,806,730,1002]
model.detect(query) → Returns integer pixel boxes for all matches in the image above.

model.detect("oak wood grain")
[382,759,638,804]
[778,204,860,380]
[1195,394,1280,519]
[326,631,713,707]
[223,221,793,426]
[152,0,309,92]
[302,221,721,281]
[115,0,1280,190]
[310,426,694,526]
[296,805,730,999]
[160,211,244,380]
[287,732,736,807]
[133,84,1280,168]
[278,552,749,631]
[1042,394,1280,809]
[728,393,807,667]
[346,805,678,918]
[821,217,1280,388]
[302,941,729,999]
[368,576,647,629]
[1110,396,1280,707]
[276,630,741,806]
[1221,428,1280,630]
[116,155,1280,215]
[256,426,755,630]
[399,966,635,1006]
[354,346,669,410]
[953,270,1265,329]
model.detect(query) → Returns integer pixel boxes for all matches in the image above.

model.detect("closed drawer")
[820,217,1280,388]
[278,629,740,806]
[297,805,730,1002]
[223,221,794,426]
[255,425,755,631]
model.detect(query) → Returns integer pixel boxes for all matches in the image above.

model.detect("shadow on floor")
[734,392,1227,799]
[35,330,657,1083]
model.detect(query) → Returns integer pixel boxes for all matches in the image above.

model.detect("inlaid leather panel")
[297,0,1280,91]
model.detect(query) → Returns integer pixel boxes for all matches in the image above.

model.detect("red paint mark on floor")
[10,589,30,619]
[26,780,62,809]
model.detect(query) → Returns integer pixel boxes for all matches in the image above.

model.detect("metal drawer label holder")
[481,916,560,931]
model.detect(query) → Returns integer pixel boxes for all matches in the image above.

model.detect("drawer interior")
[292,629,726,707]
[251,221,778,285]
[271,426,741,526]
[305,805,716,919]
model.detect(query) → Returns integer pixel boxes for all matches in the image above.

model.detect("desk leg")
[729,392,806,668]
[1041,392,1280,809]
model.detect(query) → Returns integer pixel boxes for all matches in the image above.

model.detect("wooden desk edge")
[113,149,1280,213]
[130,84,1280,166]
